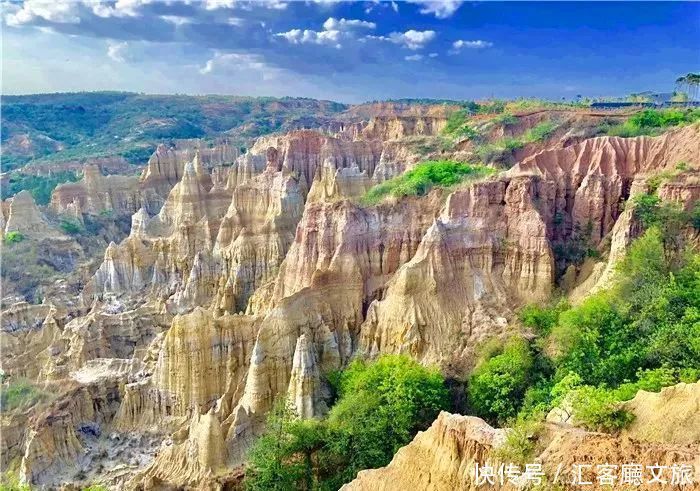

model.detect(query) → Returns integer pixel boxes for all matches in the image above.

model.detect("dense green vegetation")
[1,92,348,172]
[361,160,495,205]
[602,108,700,137]
[468,338,535,423]
[59,218,84,235]
[3,232,25,244]
[0,472,31,491]
[467,193,700,432]
[0,379,51,411]
[475,121,558,163]
[0,171,79,205]
[245,355,449,490]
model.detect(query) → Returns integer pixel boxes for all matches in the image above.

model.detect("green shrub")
[245,401,314,491]
[613,367,678,401]
[524,121,557,142]
[324,355,449,486]
[474,121,557,164]
[245,355,449,491]
[468,337,534,425]
[494,413,544,464]
[3,232,25,244]
[604,109,700,137]
[569,385,634,432]
[0,379,50,411]
[361,160,495,205]
[443,110,480,139]
[520,300,569,335]
[493,113,518,126]
[506,206,698,434]
[502,137,524,151]
[0,472,30,491]
[60,219,83,235]
[0,171,79,205]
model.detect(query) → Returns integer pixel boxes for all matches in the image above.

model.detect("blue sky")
[2,1,699,103]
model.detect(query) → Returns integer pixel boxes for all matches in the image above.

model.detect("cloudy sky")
[2,1,699,103]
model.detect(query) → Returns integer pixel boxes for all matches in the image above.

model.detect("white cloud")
[277,17,375,49]
[405,54,423,61]
[428,52,438,58]
[107,41,128,62]
[199,51,280,80]
[408,1,463,19]
[160,15,193,26]
[91,0,152,18]
[277,28,342,48]
[227,17,245,26]
[451,39,493,52]
[204,0,287,10]
[322,17,376,31]
[5,0,80,26]
[370,29,436,50]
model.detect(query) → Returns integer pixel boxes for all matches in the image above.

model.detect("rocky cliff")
[343,396,700,491]
[2,112,698,490]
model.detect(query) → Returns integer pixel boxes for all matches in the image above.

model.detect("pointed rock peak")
[192,151,206,175]
[288,333,322,419]
[12,190,37,205]
[130,208,150,237]
[184,161,197,177]
[251,340,265,365]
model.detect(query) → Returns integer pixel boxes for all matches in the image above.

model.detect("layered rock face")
[509,123,700,245]
[84,160,228,306]
[19,377,125,486]
[212,165,305,313]
[343,412,507,491]
[139,141,240,200]
[4,191,69,240]
[40,302,172,382]
[50,165,143,216]
[0,302,66,380]
[4,113,698,490]
[148,308,258,418]
[359,176,553,369]
[49,140,242,219]
[622,382,700,444]
[343,397,700,491]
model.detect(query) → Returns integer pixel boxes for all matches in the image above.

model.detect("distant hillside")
[0,92,348,172]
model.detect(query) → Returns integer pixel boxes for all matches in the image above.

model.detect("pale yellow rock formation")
[213,165,305,312]
[343,409,700,491]
[0,302,65,380]
[40,302,171,381]
[152,308,259,416]
[113,308,259,435]
[50,165,142,216]
[287,333,324,419]
[360,177,553,368]
[132,409,230,490]
[19,379,123,486]
[342,412,508,491]
[307,162,371,203]
[4,191,67,240]
[623,382,700,444]
[139,141,238,199]
[253,129,383,188]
